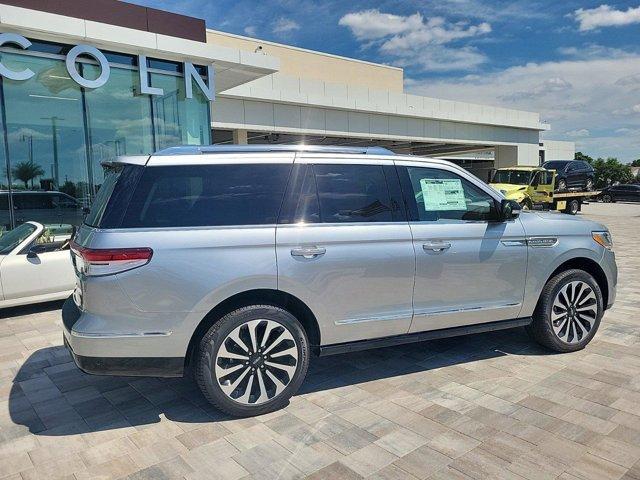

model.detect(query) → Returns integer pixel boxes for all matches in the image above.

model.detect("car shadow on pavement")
[8,326,554,437]
[0,300,65,319]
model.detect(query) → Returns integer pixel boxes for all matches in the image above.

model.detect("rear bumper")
[62,297,184,377]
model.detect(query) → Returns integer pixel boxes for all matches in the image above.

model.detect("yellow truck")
[489,166,600,215]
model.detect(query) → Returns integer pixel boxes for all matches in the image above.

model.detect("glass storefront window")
[0,44,212,230]
[151,73,211,150]
[83,65,154,188]
[0,92,10,232]
[0,53,88,228]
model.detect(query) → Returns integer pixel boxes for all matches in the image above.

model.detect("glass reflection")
[151,73,211,150]
[0,89,10,232]
[83,65,154,188]
[1,53,88,227]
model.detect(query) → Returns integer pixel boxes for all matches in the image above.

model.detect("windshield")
[542,161,569,171]
[491,170,532,185]
[0,223,37,255]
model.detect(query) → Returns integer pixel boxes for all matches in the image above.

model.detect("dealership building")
[0,0,574,230]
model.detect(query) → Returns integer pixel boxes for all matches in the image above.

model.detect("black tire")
[557,179,567,191]
[526,269,603,353]
[601,194,613,203]
[195,305,310,417]
[586,178,594,191]
[565,199,580,215]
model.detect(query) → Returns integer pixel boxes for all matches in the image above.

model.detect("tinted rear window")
[313,164,393,223]
[120,164,291,228]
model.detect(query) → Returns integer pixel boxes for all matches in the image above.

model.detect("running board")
[317,317,532,356]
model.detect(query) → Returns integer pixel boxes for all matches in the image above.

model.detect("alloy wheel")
[214,319,299,405]
[551,281,598,344]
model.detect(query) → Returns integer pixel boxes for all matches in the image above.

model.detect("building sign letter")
[65,45,110,89]
[0,33,35,81]
[185,63,214,101]
[138,55,163,96]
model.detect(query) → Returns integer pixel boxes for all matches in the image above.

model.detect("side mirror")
[26,243,48,259]
[501,199,521,220]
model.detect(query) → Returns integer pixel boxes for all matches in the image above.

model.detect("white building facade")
[0,0,573,230]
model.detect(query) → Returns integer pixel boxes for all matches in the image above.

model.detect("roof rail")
[153,144,395,156]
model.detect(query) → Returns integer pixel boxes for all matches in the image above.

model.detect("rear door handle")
[422,241,451,252]
[291,246,326,259]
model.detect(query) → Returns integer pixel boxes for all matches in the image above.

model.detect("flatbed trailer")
[540,190,601,215]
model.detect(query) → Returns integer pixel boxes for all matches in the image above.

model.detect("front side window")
[120,164,291,228]
[313,164,393,223]
[401,166,498,222]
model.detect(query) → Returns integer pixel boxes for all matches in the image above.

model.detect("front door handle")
[291,246,326,259]
[422,241,451,252]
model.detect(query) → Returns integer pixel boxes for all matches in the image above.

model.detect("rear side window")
[313,164,394,223]
[85,166,127,227]
[120,164,291,228]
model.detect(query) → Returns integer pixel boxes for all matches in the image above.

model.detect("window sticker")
[420,178,467,211]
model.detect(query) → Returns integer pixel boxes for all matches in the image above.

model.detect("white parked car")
[0,221,76,308]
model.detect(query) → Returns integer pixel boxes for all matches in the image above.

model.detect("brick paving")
[1,202,639,480]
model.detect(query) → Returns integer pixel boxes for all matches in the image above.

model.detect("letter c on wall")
[65,45,110,89]
[0,33,35,81]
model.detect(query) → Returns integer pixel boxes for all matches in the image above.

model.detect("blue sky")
[131,0,640,162]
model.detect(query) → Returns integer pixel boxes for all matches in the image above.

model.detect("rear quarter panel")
[74,224,278,356]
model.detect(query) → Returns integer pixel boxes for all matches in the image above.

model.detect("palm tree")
[11,161,45,189]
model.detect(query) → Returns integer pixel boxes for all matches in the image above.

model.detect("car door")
[276,158,415,345]
[0,232,75,300]
[566,163,581,188]
[395,161,528,332]
[631,185,640,202]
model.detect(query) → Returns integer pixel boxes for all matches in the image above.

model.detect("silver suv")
[63,145,617,417]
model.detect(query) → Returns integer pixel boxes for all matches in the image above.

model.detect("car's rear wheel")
[601,194,613,203]
[557,179,567,191]
[565,199,580,215]
[195,305,309,417]
[526,269,603,352]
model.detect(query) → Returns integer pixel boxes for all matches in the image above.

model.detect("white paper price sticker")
[420,178,467,211]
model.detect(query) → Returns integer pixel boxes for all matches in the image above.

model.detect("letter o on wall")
[65,45,110,89]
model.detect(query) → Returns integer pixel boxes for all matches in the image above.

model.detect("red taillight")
[71,241,153,276]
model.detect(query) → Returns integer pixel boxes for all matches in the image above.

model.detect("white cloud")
[338,10,423,40]
[272,18,300,35]
[573,5,640,31]
[565,128,590,137]
[557,43,633,59]
[612,104,640,116]
[339,9,491,72]
[243,25,257,37]
[405,53,640,161]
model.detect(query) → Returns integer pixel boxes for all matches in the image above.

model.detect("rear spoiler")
[101,155,150,168]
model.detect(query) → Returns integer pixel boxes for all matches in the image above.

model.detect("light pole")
[41,115,64,189]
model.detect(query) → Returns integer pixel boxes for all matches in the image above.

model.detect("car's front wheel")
[586,178,594,191]
[601,194,613,203]
[526,269,603,352]
[195,305,310,417]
